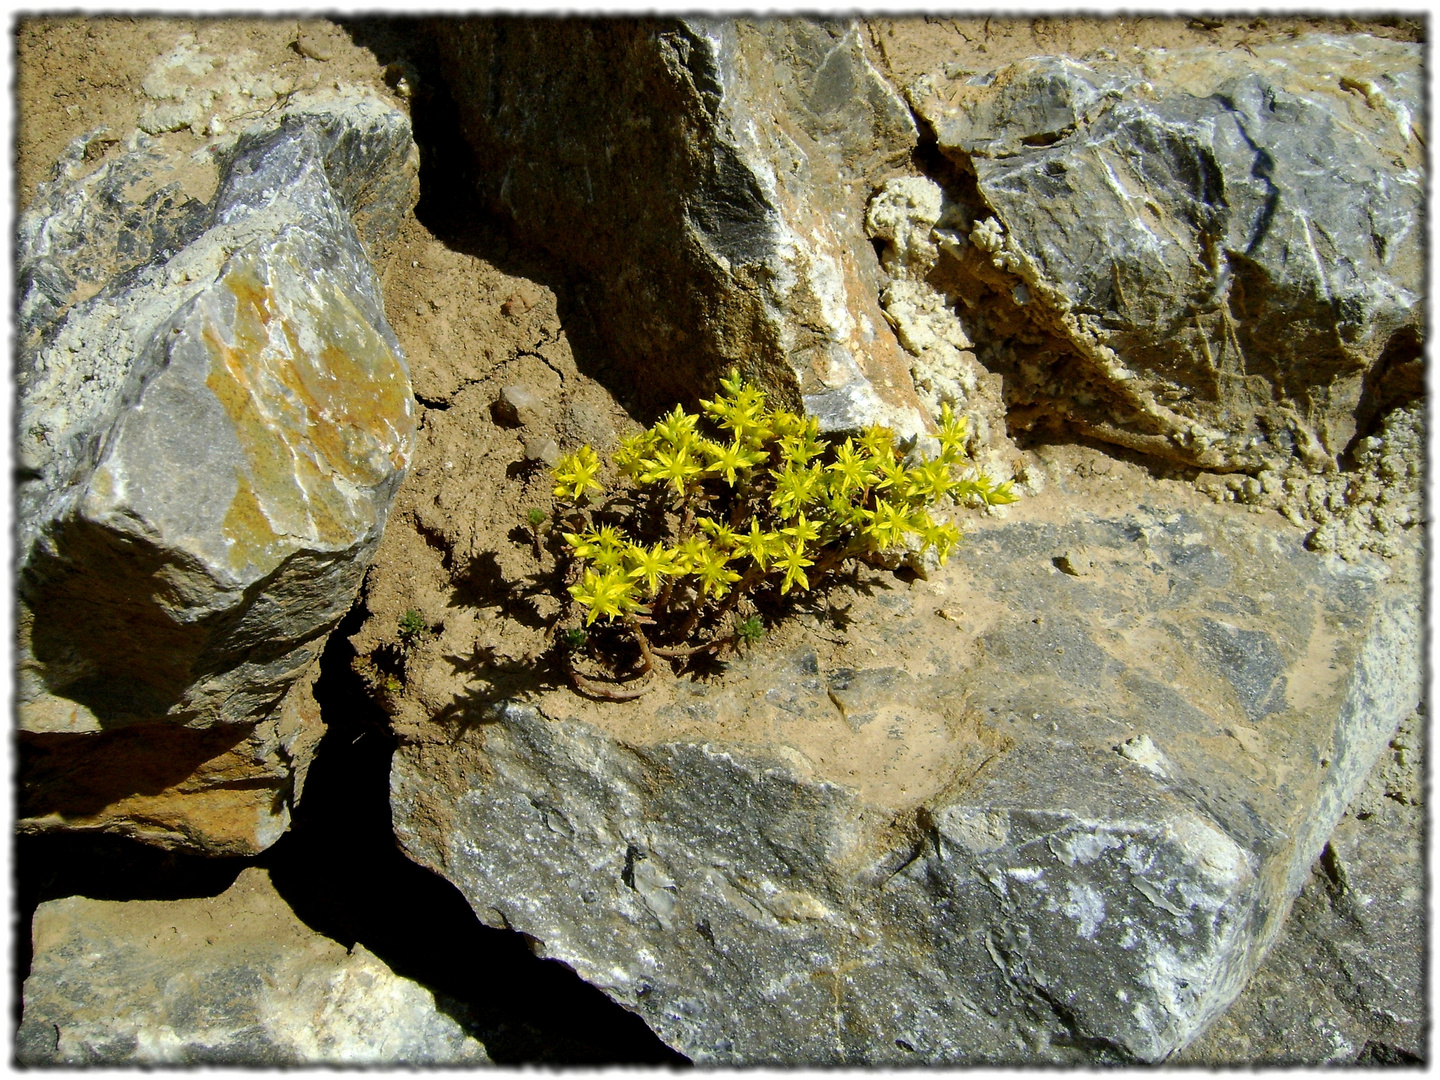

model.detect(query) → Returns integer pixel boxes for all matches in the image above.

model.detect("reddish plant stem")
[566,659,657,701]
[629,621,658,675]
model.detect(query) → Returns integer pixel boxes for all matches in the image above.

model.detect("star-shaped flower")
[569,568,639,625]
[552,445,603,501]
[776,541,814,594]
[624,542,679,595]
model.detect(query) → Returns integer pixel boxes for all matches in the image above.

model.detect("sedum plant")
[548,369,1015,698]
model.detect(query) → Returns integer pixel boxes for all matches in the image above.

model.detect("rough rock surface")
[1179,708,1425,1065]
[16,91,418,853]
[901,35,1424,478]
[432,17,929,436]
[18,656,325,854]
[16,866,491,1065]
[389,477,1420,1063]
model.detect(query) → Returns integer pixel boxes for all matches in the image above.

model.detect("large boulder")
[388,473,1420,1063]
[16,866,491,1065]
[431,17,929,436]
[898,34,1423,475]
[16,92,419,853]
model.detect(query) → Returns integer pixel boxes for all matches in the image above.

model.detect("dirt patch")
[863,14,1425,89]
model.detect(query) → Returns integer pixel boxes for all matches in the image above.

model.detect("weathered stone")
[16,866,491,1065]
[902,35,1424,474]
[18,657,324,855]
[389,491,1420,1063]
[432,17,928,436]
[865,175,983,421]
[1178,709,1425,1064]
[294,22,341,63]
[16,93,418,852]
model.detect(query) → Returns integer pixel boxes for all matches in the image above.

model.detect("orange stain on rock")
[203,253,414,574]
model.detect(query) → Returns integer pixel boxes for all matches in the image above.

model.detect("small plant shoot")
[397,609,427,644]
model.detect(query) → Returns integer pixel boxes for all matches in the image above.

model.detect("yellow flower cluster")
[552,370,1015,630]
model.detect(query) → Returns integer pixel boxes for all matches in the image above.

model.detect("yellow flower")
[565,525,626,564]
[778,510,821,547]
[698,516,740,551]
[640,445,705,496]
[868,498,913,549]
[826,437,874,496]
[652,404,700,450]
[562,531,599,559]
[592,544,627,571]
[734,519,780,570]
[907,457,954,504]
[872,450,910,493]
[672,535,710,573]
[613,430,658,476]
[702,438,767,485]
[694,546,742,599]
[552,445,603,501]
[569,568,639,625]
[985,479,1020,505]
[769,463,824,517]
[776,541,814,594]
[953,472,1020,506]
[858,424,894,459]
[937,402,969,462]
[624,542,679,595]
[916,515,963,563]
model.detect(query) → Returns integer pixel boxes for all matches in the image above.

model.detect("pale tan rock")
[17,866,491,1064]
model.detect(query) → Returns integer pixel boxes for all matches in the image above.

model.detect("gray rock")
[1178,709,1425,1064]
[16,94,418,852]
[390,496,1420,1063]
[17,866,490,1065]
[907,35,1424,473]
[432,17,929,437]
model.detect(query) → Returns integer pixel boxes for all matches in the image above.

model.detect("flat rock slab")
[391,487,1419,1063]
[16,866,491,1065]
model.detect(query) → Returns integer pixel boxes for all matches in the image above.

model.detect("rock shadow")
[336,15,662,428]
[262,600,690,1065]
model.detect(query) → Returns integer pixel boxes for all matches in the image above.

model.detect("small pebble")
[493,385,542,427]
[523,437,560,467]
[501,285,543,317]
[296,32,336,61]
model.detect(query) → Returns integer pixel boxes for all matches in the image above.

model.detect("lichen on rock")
[16,89,419,853]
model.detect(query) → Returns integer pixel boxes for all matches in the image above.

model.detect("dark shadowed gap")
[12,601,687,1065]
[260,600,690,1065]
[337,15,664,427]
